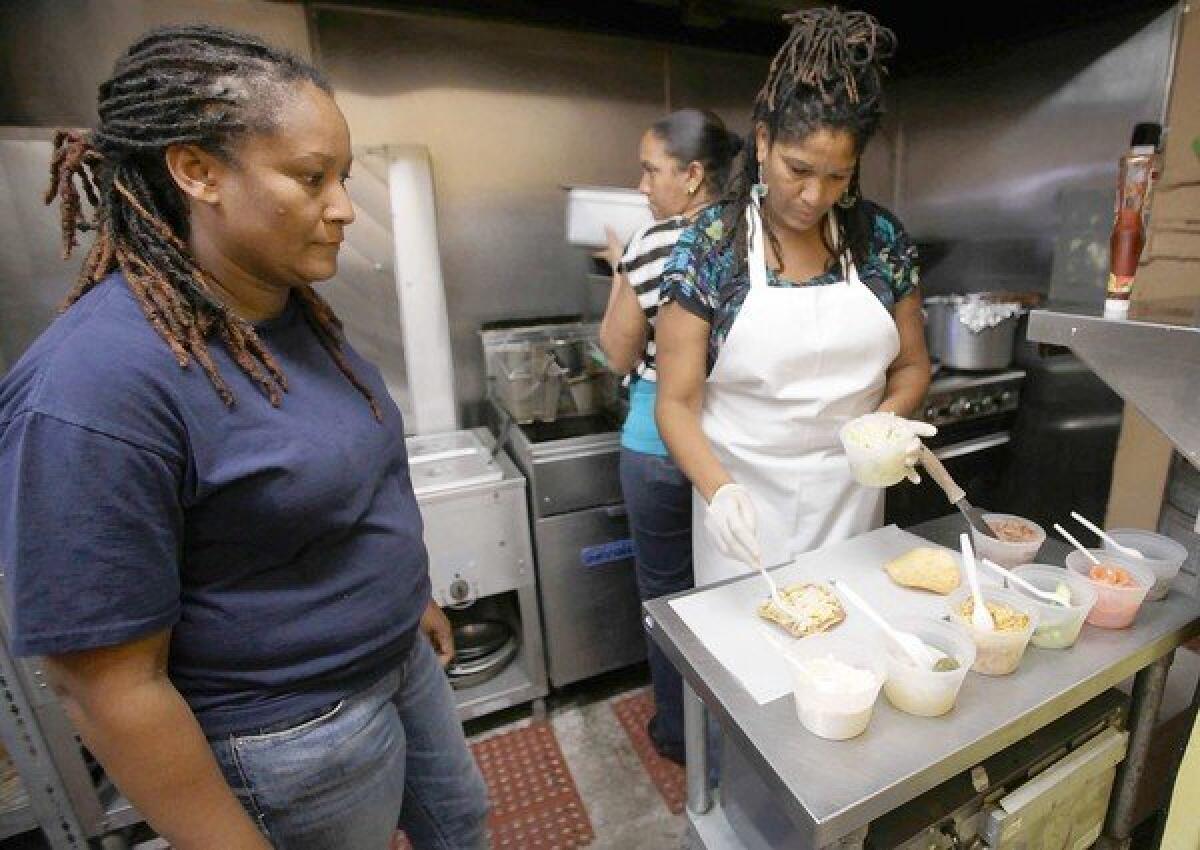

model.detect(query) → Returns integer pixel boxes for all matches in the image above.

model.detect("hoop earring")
[837,186,859,209]
[752,163,768,200]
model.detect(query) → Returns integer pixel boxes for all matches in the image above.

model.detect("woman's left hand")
[420,600,456,667]
[896,416,937,483]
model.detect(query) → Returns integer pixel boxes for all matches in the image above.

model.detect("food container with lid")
[1102,529,1188,601]
[1011,564,1097,649]
[882,616,975,717]
[970,512,1046,569]
[785,632,886,740]
[1065,550,1155,629]
[838,412,914,487]
[946,586,1040,675]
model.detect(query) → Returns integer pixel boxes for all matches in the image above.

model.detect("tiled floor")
[464,664,687,850]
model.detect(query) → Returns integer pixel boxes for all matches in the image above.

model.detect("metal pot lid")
[452,620,513,664]
[447,634,518,679]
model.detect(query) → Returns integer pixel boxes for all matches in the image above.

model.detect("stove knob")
[948,398,970,418]
[979,395,997,413]
[449,577,471,603]
[924,404,939,421]
[998,390,1016,408]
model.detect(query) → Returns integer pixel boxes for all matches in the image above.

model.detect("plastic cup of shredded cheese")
[839,412,914,488]
[883,616,975,717]
[1010,564,1097,649]
[946,586,1039,675]
[1065,550,1154,629]
[785,633,886,740]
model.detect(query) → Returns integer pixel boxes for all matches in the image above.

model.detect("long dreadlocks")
[716,7,897,278]
[44,25,381,420]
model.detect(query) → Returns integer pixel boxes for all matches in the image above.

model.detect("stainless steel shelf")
[1027,298,1200,466]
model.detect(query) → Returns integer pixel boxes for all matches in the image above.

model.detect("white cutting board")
[669,525,996,705]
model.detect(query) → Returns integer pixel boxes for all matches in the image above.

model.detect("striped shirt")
[616,214,691,383]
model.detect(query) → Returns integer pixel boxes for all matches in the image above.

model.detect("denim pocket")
[233,700,345,745]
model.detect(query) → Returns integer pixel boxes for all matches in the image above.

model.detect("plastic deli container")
[1065,550,1155,629]
[1010,564,1098,649]
[786,633,886,740]
[946,586,1040,675]
[838,413,915,488]
[882,616,976,717]
[1102,529,1188,602]
[564,186,653,248]
[970,513,1046,569]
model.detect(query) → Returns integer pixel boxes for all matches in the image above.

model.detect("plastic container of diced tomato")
[1065,551,1155,629]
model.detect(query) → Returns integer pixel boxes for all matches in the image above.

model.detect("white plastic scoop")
[830,579,947,671]
[1070,511,1144,559]
[753,557,813,628]
[979,558,1071,607]
[961,532,995,631]
[1054,523,1101,565]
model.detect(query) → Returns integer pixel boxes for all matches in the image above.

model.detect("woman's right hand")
[596,226,625,273]
[704,482,761,567]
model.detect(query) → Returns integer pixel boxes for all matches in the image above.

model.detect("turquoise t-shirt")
[620,376,668,456]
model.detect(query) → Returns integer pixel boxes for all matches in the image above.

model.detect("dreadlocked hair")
[716,7,896,280]
[44,24,382,421]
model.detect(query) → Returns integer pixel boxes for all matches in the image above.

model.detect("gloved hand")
[893,415,938,484]
[704,483,761,568]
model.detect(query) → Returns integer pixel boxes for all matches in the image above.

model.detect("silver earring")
[752,163,768,200]
[687,184,697,195]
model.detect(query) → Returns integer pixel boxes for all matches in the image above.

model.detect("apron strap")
[746,198,769,291]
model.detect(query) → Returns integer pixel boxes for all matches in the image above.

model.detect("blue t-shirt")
[620,377,668,456]
[0,275,430,736]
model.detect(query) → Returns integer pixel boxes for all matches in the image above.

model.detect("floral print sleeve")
[860,201,919,308]
[658,205,727,324]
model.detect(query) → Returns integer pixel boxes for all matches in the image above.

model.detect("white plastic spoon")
[753,557,812,628]
[1053,523,1101,564]
[979,558,1071,607]
[961,532,995,631]
[829,579,943,670]
[1070,511,1144,559]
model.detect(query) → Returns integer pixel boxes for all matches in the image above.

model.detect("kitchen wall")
[310,7,774,414]
[892,4,1177,299]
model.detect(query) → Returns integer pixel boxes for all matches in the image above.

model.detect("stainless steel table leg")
[1101,651,1174,849]
[684,680,711,815]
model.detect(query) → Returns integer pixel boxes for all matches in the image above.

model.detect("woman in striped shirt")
[597,109,740,764]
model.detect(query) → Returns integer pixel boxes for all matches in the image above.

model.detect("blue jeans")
[209,636,489,850]
[619,447,693,759]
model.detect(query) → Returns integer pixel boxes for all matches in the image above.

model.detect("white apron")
[693,201,901,584]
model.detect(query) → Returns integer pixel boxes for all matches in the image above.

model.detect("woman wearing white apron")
[656,7,934,585]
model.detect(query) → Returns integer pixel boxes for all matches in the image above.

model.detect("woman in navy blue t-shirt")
[0,25,486,850]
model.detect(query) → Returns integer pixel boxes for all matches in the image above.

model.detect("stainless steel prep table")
[644,514,1200,849]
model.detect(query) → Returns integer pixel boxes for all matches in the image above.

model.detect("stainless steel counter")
[644,513,1200,849]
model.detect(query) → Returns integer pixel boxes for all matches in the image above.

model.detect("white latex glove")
[895,416,938,484]
[704,483,761,568]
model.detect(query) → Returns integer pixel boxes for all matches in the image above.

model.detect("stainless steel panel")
[894,6,1176,301]
[534,505,644,687]
[530,450,623,517]
[417,459,533,608]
